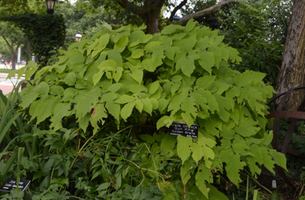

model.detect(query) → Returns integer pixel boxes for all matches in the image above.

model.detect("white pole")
[17,47,21,64]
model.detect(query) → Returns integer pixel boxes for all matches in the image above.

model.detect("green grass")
[0,69,11,73]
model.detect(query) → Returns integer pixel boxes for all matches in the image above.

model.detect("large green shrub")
[7,20,286,199]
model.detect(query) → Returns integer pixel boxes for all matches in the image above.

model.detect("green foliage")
[217,0,291,86]
[181,0,291,86]
[0,13,66,65]
[0,21,26,65]
[5,20,286,199]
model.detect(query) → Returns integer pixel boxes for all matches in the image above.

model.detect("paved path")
[0,73,24,95]
[0,64,26,95]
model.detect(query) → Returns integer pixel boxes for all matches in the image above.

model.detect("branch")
[179,0,243,26]
[1,34,12,49]
[169,0,188,21]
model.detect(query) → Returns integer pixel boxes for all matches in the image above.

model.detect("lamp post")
[46,0,56,14]
[75,31,82,42]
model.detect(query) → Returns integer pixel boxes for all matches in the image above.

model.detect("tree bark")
[143,0,164,34]
[276,0,305,110]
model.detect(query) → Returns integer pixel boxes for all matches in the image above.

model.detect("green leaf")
[177,135,192,164]
[261,146,276,173]
[180,160,195,185]
[232,138,250,156]
[139,34,153,43]
[191,143,204,165]
[33,82,49,95]
[130,49,144,58]
[78,113,90,132]
[182,34,197,52]
[156,116,173,129]
[20,92,39,108]
[181,112,195,127]
[249,144,264,165]
[108,49,123,67]
[139,134,155,144]
[113,67,123,83]
[165,46,179,60]
[93,71,105,87]
[235,71,266,87]
[135,99,143,112]
[198,51,215,74]
[181,57,195,77]
[114,35,129,52]
[214,94,232,123]
[225,153,246,185]
[98,33,110,50]
[168,91,188,112]
[181,96,197,114]
[161,24,180,35]
[7,70,18,79]
[115,95,135,104]
[269,149,287,170]
[198,132,216,148]
[90,103,108,133]
[141,98,153,115]
[35,96,61,124]
[234,118,260,137]
[198,90,219,113]
[195,166,211,198]
[68,49,84,64]
[130,70,143,84]
[221,47,229,61]
[129,29,145,44]
[25,61,38,80]
[121,102,135,121]
[75,88,101,118]
[210,46,222,67]
[196,76,215,90]
[185,19,197,32]
[150,50,165,70]
[262,131,273,146]
[149,81,160,94]
[207,184,229,200]
[106,101,121,122]
[161,133,177,157]
[64,72,76,86]
[50,103,71,130]
[227,46,241,63]
[97,182,110,191]
[61,88,78,102]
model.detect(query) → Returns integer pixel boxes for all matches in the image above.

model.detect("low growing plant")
[4,20,286,199]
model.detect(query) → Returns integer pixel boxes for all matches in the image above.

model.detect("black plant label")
[169,122,199,138]
[0,178,31,192]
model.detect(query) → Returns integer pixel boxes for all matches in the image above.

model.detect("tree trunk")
[276,0,305,110]
[141,0,164,34]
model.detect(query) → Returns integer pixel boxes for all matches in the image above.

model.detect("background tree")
[0,22,25,70]
[55,1,124,46]
[0,13,66,66]
[0,0,49,67]
[0,38,13,60]
[75,0,246,34]
[276,0,305,110]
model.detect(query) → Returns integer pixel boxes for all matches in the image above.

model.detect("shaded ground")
[257,167,304,200]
